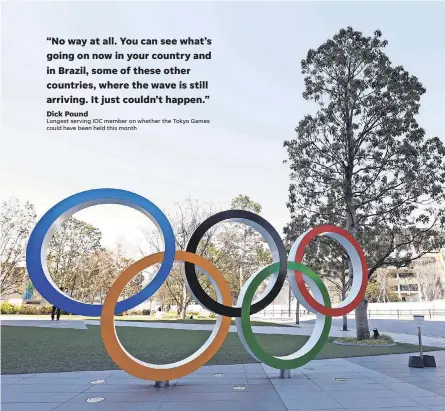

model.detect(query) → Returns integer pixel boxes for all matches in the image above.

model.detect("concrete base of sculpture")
[279,369,291,379]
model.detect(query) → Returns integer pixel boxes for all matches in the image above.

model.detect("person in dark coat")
[51,287,65,320]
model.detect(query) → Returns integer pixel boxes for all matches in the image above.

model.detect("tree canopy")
[284,27,445,338]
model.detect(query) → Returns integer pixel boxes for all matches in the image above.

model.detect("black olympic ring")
[185,210,287,317]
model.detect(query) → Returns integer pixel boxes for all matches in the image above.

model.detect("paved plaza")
[2,351,444,411]
[2,317,445,410]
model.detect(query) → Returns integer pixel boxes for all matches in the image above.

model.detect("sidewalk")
[2,351,444,411]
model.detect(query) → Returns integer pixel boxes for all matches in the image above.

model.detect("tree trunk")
[355,299,370,340]
[181,282,188,319]
[345,186,370,339]
[239,264,243,294]
[341,276,348,331]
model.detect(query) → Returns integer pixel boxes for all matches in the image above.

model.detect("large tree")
[1,198,36,295]
[414,256,445,301]
[47,217,103,296]
[143,198,219,318]
[142,195,272,317]
[284,27,445,339]
[215,195,272,299]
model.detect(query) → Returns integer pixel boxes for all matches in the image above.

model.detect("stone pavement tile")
[249,383,276,392]
[282,397,343,410]
[301,365,352,373]
[66,392,167,402]
[3,383,90,393]
[187,364,246,374]
[107,372,147,379]
[273,387,328,400]
[1,392,80,404]
[248,378,277,385]
[411,395,445,407]
[1,376,28,386]
[428,407,445,411]
[173,384,253,393]
[33,370,113,379]
[425,386,445,396]
[87,383,253,394]
[300,369,347,375]
[85,384,175,393]
[67,390,280,403]
[342,407,430,411]
[270,378,319,386]
[355,369,389,378]
[103,378,159,385]
[328,389,404,399]
[0,403,62,411]
[106,370,130,376]
[158,399,287,411]
[366,376,410,383]
[392,376,433,383]
[423,376,445,384]
[245,372,269,379]
[336,396,424,408]
[176,377,248,386]
[175,372,244,379]
[309,382,386,392]
[413,381,445,392]
[1,373,37,378]
[14,377,99,385]
[280,392,335,402]
[305,374,370,383]
[384,383,443,397]
[243,363,265,372]
[54,401,162,411]
[163,391,280,403]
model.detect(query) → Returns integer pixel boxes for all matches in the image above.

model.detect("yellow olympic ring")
[100,251,233,380]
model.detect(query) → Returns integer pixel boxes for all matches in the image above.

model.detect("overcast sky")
[2,1,444,256]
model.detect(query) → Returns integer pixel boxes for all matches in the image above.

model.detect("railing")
[367,309,445,319]
[253,308,445,319]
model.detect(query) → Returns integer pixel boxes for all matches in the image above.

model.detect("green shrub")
[142,309,151,315]
[209,313,217,319]
[334,334,395,345]
[17,305,39,315]
[39,305,53,315]
[126,309,142,315]
[0,302,19,314]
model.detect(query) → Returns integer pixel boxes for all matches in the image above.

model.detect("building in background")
[387,251,445,302]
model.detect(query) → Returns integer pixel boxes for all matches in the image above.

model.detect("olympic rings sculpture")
[26,188,368,381]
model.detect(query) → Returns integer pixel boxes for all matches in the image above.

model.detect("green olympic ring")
[236,261,332,369]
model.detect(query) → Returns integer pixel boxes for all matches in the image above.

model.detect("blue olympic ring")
[26,189,175,316]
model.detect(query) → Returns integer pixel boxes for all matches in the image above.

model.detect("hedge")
[1,303,53,315]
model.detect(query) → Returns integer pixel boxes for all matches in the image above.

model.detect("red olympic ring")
[291,225,368,317]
